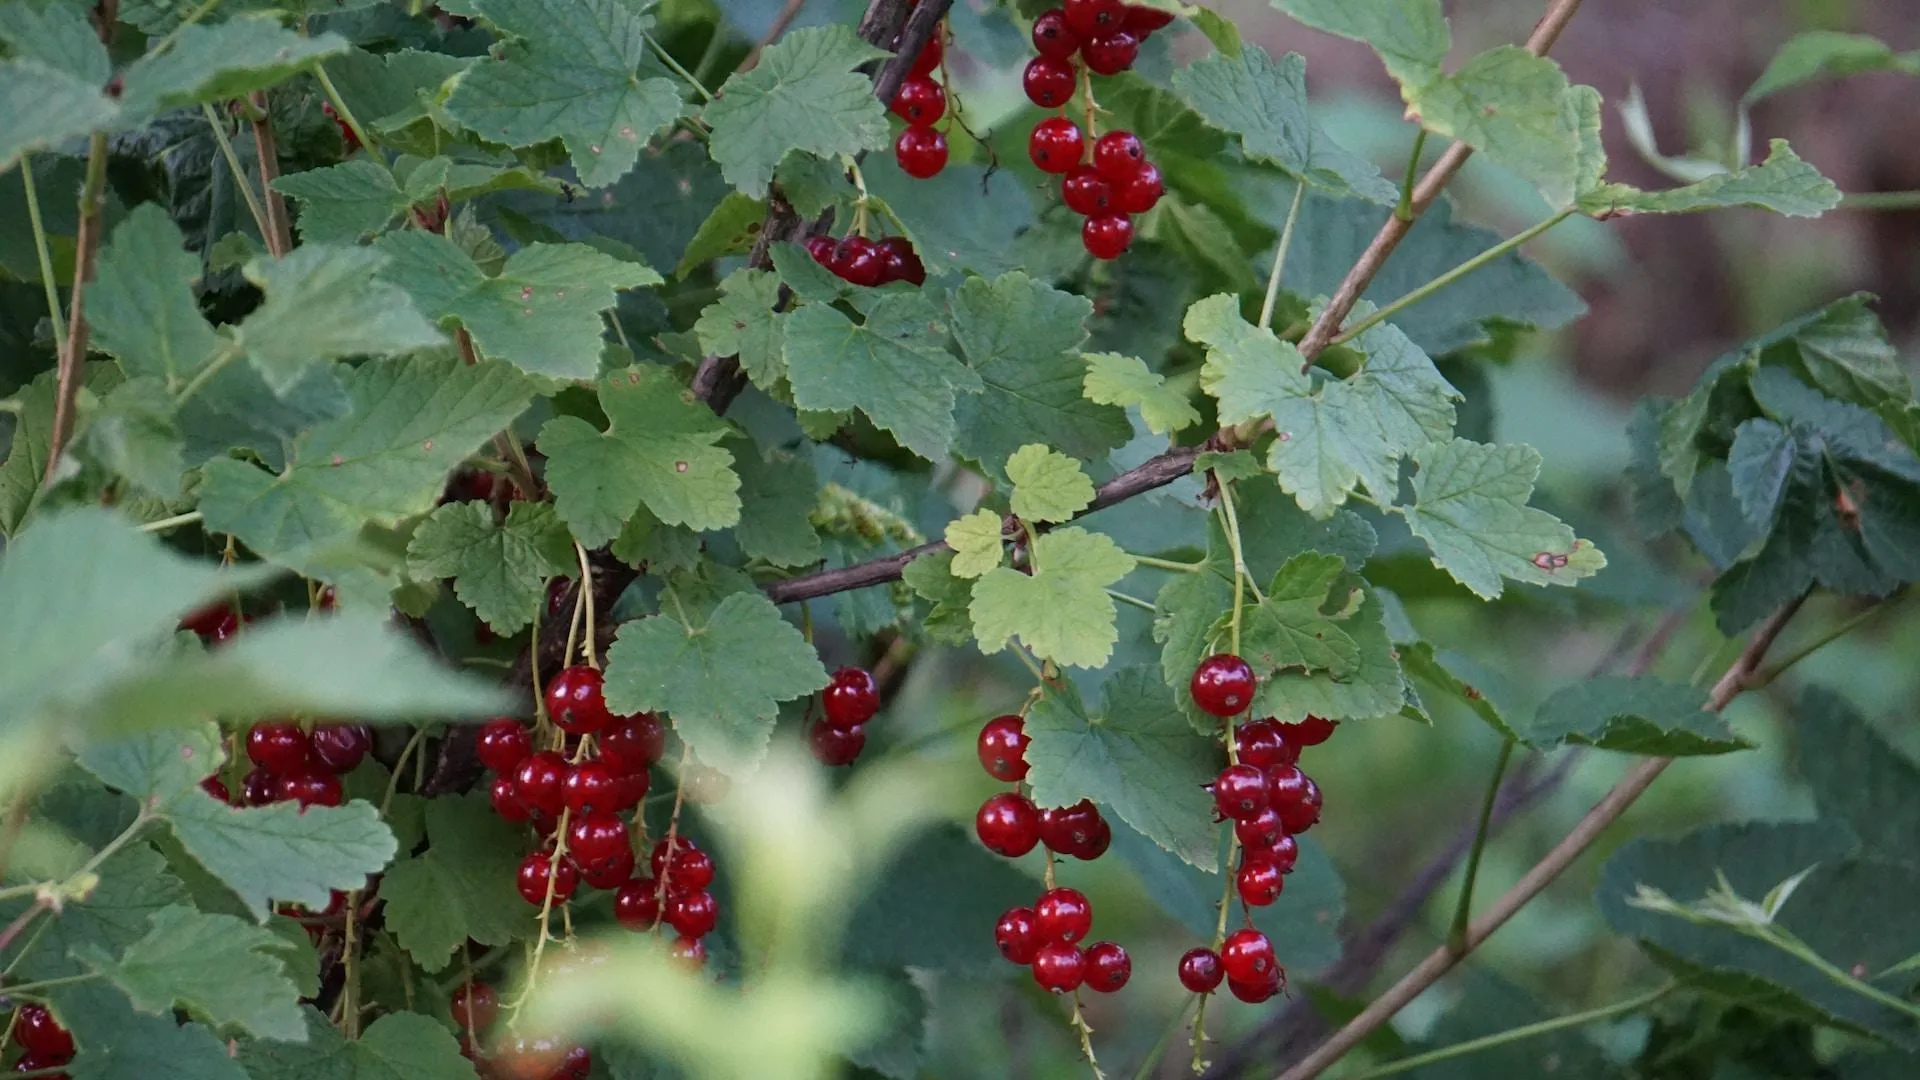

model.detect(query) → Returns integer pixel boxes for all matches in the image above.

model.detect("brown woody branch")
[246,91,295,257]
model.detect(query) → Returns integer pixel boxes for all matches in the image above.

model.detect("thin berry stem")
[1345,983,1674,1080]
[651,742,695,928]
[200,104,273,251]
[1130,554,1204,574]
[312,63,375,154]
[1330,209,1575,347]
[1393,130,1429,223]
[644,31,717,103]
[1447,737,1515,953]
[574,541,599,669]
[18,155,65,359]
[1257,180,1308,332]
[1071,992,1108,1080]
[1105,588,1159,614]
[137,510,203,533]
[1747,596,1899,690]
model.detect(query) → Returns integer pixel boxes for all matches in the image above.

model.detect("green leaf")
[442,0,681,187]
[1745,31,1920,104]
[0,3,110,83]
[844,826,1038,976]
[378,230,658,380]
[0,60,121,174]
[901,550,973,644]
[731,445,822,568]
[1006,445,1095,524]
[538,364,741,545]
[273,161,407,243]
[1728,418,1798,528]
[1271,0,1449,89]
[703,25,891,196]
[970,527,1136,669]
[693,269,786,389]
[949,273,1130,475]
[1259,578,1408,722]
[81,905,303,1040]
[166,794,396,920]
[1579,140,1841,219]
[407,501,574,634]
[783,291,982,461]
[238,1007,479,1080]
[1793,687,1920,866]
[1399,965,1623,1080]
[1529,676,1751,756]
[115,19,349,122]
[322,47,472,137]
[1402,439,1606,599]
[1082,352,1201,435]
[677,192,769,277]
[1399,643,1520,740]
[1232,552,1363,678]
[86,377,186,501]
[1195,449,1264,483]
[380,792,529,972]
[1409,46,1580,209]
[1024,669,1224,869]
[236,244,446,394]
[87,205,223,386]
[1172,45,1396,203]
[602,591,829,775]
[199,352,535,558]
[74,723,226,807]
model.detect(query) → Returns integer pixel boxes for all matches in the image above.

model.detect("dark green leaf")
[1793,687,1920,867]
[408,501,574,634]
[703,25,890,196]
[238,1006,479,1080]
[80,905,303,1039]
[783,291,981,462]
[380,791,530,971]
[1530,675,1751,756]
[843,825,1037,976]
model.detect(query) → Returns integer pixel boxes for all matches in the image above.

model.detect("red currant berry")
[823,667,881,729]
[614,878,662,930]
[1191,653,1256,717]
[1033,887,1093,944]
[309,723,370,773]
[895,125,948,179]
[476,718,533,772]
[517,851,579,905]
[545,665,612,734]
[1235,718,1297,769]
[181,601,241,642]
[1234,806,1286,851]
[565,811,630,866]
[600,713,666,774]
[670,847,716,893]
[649,836,691,878]
[512,751,568,817]
[995,906,1042,964]
[1028,117,1084,174]
[1212,763,1270,821]
[1265,832,1300,874]
[1031,940,1085,993]
[200,775,231,803]
[12,1051,70,1078]
[556,1045,592,1079]
[1060,165,1114,215]
[1277,774,1322,834]
[1177,947,1223,993]
[324,101,361,153]
[667,889,719,938]
[975,792,1041,857]
[279,770,342,809]
[890,76,947,125]
[875,236,926,286]
[247,722,311,774]
[1076,816,1112,860]
[1279,715,1338,746]
[1022,56,1076,109]
[1038,799,1104,856]
[562,762,619,814]
[1084,941,1131,992]
[451,982,498,1032]
[1113,160,1163,213]
[1090,130,1146,180]
[976,715,1031,781]
[489,775,530,822]
[241,766,280,806]
[1121,4,1175,34]
[1081,30,1139,75]
[1032,9,1081,58]
[614,771,650,811]
[668,935,707,970]
[1081,213,1133,260]
[1265,763,1307,805]
[809,719,866,766]
[805,234,837,267]
[545,576,571,617]
[1237,857,1285,906]
[1062,0,1123,38]
[13,1004,73,1060]
[581,847,636,890]
[1229,972,1281,1003]
[1220,928,1275,984]
[908,34,942,77]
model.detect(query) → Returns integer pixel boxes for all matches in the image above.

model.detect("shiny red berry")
[805,234,837,267]
[1076,816,1112,860]
[1277,774,1323,834]
[1028,117,1084,174]
[600,713,666,774]
[1230,972,1281,1003]
[1081,30,1139,75]
[1237,858,1285,906]
[1191,653,1256,717]
[1091,130,1145,180]
[650,836,697,879]
[1234,806,1286,851]
[1121,4,1175,34]
[1031,940,1085,992]
[890,76,947,125]
[562,762,619,814]
[1032,9,1081,58]
[1113,160,1163,213]
[614,878,661,930]
[517,851,578,905]
[451,982,498,1031]
[670,848,715,893]
[12,1004,73,1060]
[809,719,866,766]
[555,1045,592,1078]
[1280,715,1338,746]
[1081,213,1133,260]
[895,125,948,179]
[975,792,1041,857]
[1235,719,1296,769]
[242,766,280,806]
[545,666,612,734]
[1023,56,1076,109]
[1177,947,1223,993]
[489,775,529,822]
[976,715,1031,781]
[667,890,719,938]
[309,723,370,774]
[1061,165,1113,215]
[1038,799,1104,857]
[476,718,533,772]
[1265,763,1308,807]
[1221,928,1276,984]
[1034,887,1093,944]
[1062,0,1123,38]
[200,775,231,804]
[823,667,881,729]
[908,34,942,77]
[247,722,311,774]
[1084,941,1131,992]
[875,236,926,286]
[995,906,1042,964]
[279,770,342,809]
[1212,763,1270,821]
[565,811,629,866]
[512,751,568,817]
[581,847,636,889]
[1264,832,1300,874]
[181,601,241,642]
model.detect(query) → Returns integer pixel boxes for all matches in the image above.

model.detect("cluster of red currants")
[808,666,881,766]
[322,101,359,154]
[207,719,371,810]
[890,30,949,179]
[7,1004,74,1079]
[451,981,592,1080]
[1023,2,1169,260]
[803,234,927,287]
[995,887,1130,994]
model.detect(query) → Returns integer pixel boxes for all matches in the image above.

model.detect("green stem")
[690,23,729,87]
[149,0,225,55]
[312,64,375,155]
[19,155,66,359]
[1332,209,1575,346]
[1747,597,1897,690]
[381,727,429,817]
[1839,190,1920,211]
[173,344,244,407]
[4,972,102,997]
[1106,588,1158,614]
[1010,645,1049,685]
[138,510,203,534]
[1762,928,1920,1024]
[1394,130,1429,222]
[1130,994,1195,1080]
[1257,181,1309,331]
[1131,554,1204,573]
[1346,983,1674,1080]
[201,103,274,246]
[1448,738,1515,953]
[645,31,717,103]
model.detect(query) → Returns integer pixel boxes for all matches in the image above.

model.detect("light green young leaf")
[1408,46,1580,209]
[379,792,529,972]
[1745,31,1920,104]
[602,591,829,775]
[1530,676,1751,756]
[167,793,396,920]
[1230,552,1362,677]
[970,528,1136,669]
[0,60,121,173]
[82,905,303,1040]
[1024,669,1224,870]
[1195,449,1264,483]
[677,192,770,276]
[901,550,973,644]
[0,3,109,85]
[943,510,1005,579]
[236,245,445,393]
[442,0,682,187]
[703,25,891,196]
[538,365,740,545]
[1006,445,1095,524]
[784,292,982,461]
[377,230,658,380]
[239,1007,477,1080]
[1401,439,1606,599]
[87,205,224,386]
[407,502,574,634]
[116,19,349,122]
[1171,46,1396,203]
[1083,352,1201,435]
[693,269,787,389]
[273,160,407,243]
[1578,140,1841,219]
[1270,0,1449,88]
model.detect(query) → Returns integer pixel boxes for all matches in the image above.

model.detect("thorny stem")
[19,156,66,358]
[1447,738,1515,952]
[1331,209,1576,347]
[312,64,375,154]
[42,131,108,486]
[1257,181,1308,332]
[1346,983,1676,1080]
[202,104,274,245]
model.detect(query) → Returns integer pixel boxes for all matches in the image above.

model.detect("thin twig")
[738,0,810,72]
[42,131,109,485]
[1446,738,1514,952]
[247,91,295,256]
[201,104,275,244]
[1345,983,1674,1080]
[19,156,66,358]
